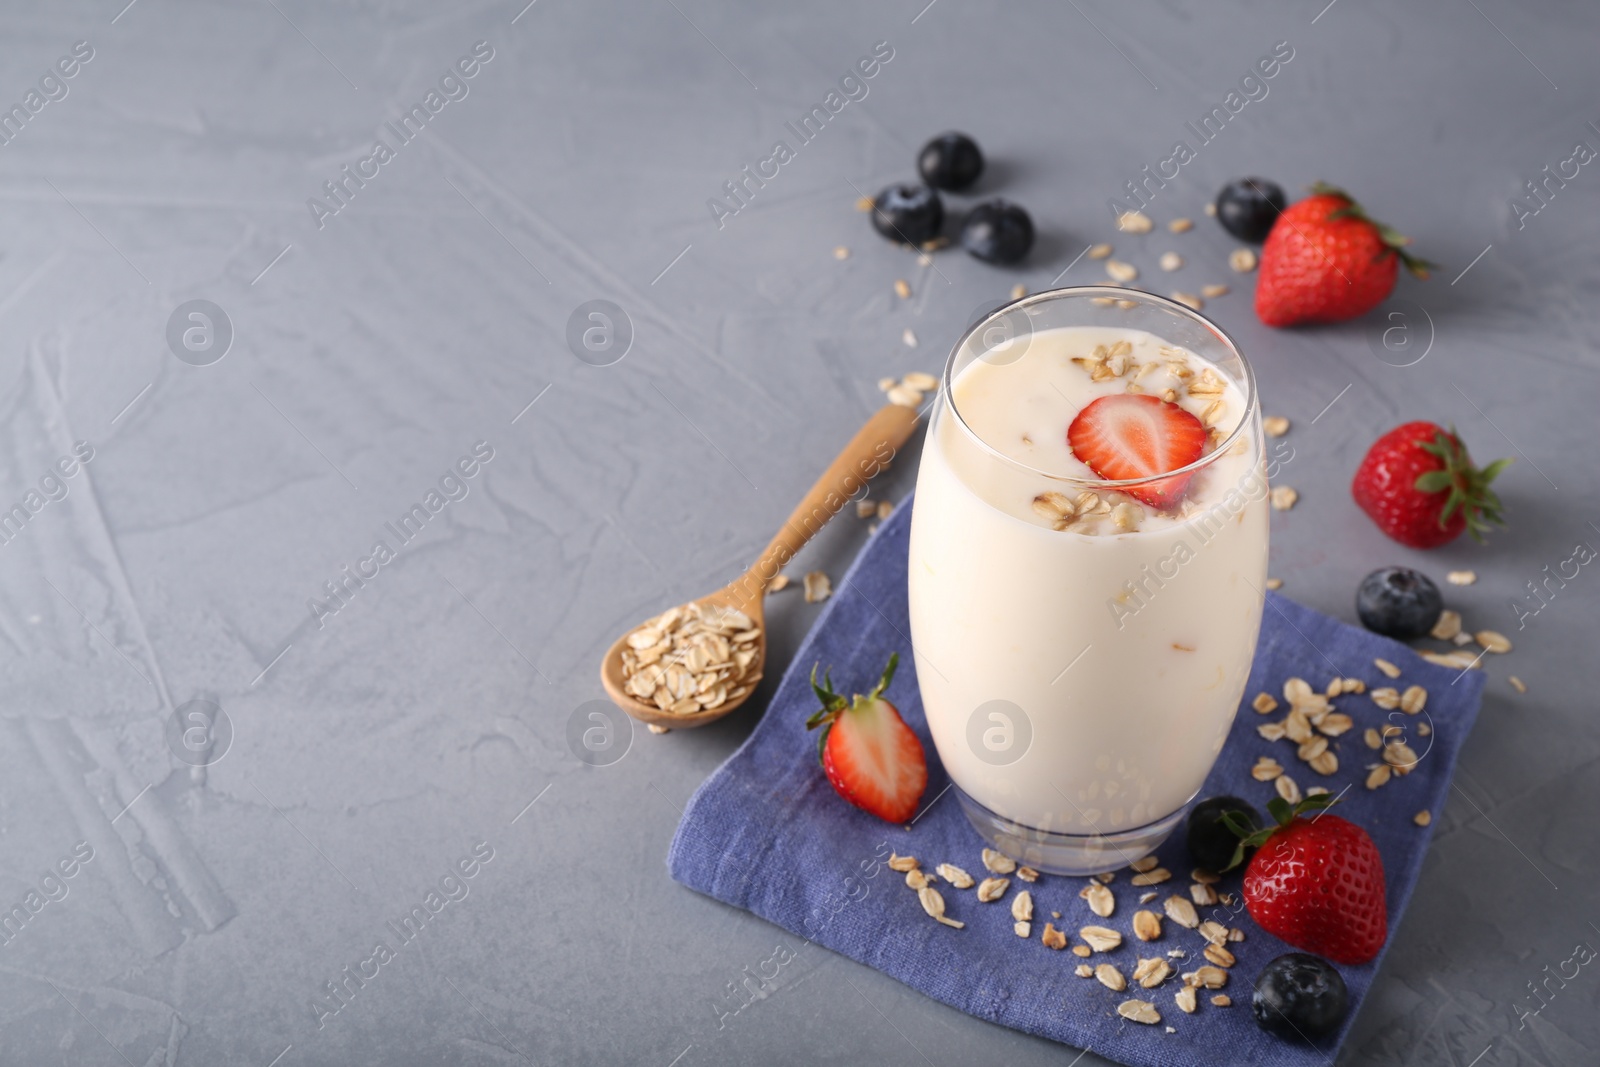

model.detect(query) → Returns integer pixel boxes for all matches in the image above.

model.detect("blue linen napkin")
[669,496,1485,1066]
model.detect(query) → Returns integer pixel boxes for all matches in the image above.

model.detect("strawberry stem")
[806,654,900,765]
[1219,793,1338,871]
[1414,427,1512,542]
[1311,181,1438,280]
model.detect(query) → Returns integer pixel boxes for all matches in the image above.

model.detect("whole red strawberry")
[1255,184,1435,328]
[1225,795,1387,965]
[807,654,927,824]
[1352,421,1511,548]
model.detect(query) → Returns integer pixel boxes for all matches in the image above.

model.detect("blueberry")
[1185,795,1261,873]
[1356,566,1443,640]
[960,199,1034,265]
[870,184,944,246]
[1216,177,1288,243]
[917,132,984,191]
[1253,953,1349,1040]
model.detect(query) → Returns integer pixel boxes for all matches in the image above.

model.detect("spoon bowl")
[600,404,921,728]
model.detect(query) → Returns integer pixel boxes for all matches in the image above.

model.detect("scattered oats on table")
[1134,910,1163,941]
[1414,810,1433,827]
[1118,1000,1161,1025]
[1252,692,1279,714]
[886,385,922,408]
[1117,211,1154,234]
[902,328,918,348]
[876,500,894,520]
[803,571,831,603]
[1275,774,1302,804]
[1081,925,1123,952]
[1075,963,1094,978]
[1011,283,1027,300]
[1476,630,1512,653]
[1129,856,1159,873]
[767,573,790,593]
[1106,259,1139,282]
[887,852,918,872]
[1170,292,1203,311]
[1447,570,1477,585]
[1012,890,1033,922]
[1088,242,1114,259]
[1084,882,1116,917]
[1509,675,1527,694]
[1262,415,1290,438]
[1374,657,1401,679]
[1229,247,1258,272]
[1160,251,1184,272]
[1201,283,1230,298]
[916,252,933,267]
[976,877,1010,902]
[833,245,850,260]
[1175,986,1198,1014]
[856,499,876,519]
[647,723,670,734]
[1270,485,1299,510]
[1016,866,1039,882]
[1041,923,1068,950]
[1169,217,1194,233]
[982,848,1017,874]
[1204,202,1218,216]
[1251,756,1283,782]
[893,278,911,299]
[877,376,897,392]
[1131,867,1172,887]
[936,863,973,888]
[1212,994,1232,1007]
[1097,963,1128,991]
[1431,609,1462,640]
[1164,895,1199,929]
[902,371,939,391]
[855,196,874,212]
[1265,577,1283,590]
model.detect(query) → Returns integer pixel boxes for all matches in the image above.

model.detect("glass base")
[953,786,1188,876]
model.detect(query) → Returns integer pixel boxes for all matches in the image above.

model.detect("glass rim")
[939,285,1259,490]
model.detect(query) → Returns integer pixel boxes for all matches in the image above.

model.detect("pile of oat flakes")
[889,845,1249,1031]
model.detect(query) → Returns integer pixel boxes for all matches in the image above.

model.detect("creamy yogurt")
[907,323,1269,850]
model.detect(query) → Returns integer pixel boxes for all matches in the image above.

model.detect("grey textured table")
[0,2,1594,1065]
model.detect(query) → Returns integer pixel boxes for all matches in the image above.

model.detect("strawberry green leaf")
[1414,470,1453,493]
[870,652,900,700]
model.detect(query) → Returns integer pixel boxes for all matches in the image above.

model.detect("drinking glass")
[906,287,1268,874]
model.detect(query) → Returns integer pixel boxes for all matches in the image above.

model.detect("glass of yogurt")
[907,287,1269,874]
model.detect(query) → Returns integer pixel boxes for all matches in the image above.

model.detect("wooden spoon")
[600,403,922,729]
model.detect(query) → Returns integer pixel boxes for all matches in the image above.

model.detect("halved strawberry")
[806,654,927,825]
[1066,394,1207,508]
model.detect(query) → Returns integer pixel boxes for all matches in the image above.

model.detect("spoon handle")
[728,403,922,607]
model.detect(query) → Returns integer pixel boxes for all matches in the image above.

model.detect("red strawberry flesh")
[1067,394,1208,508]
[822,695,928,824]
